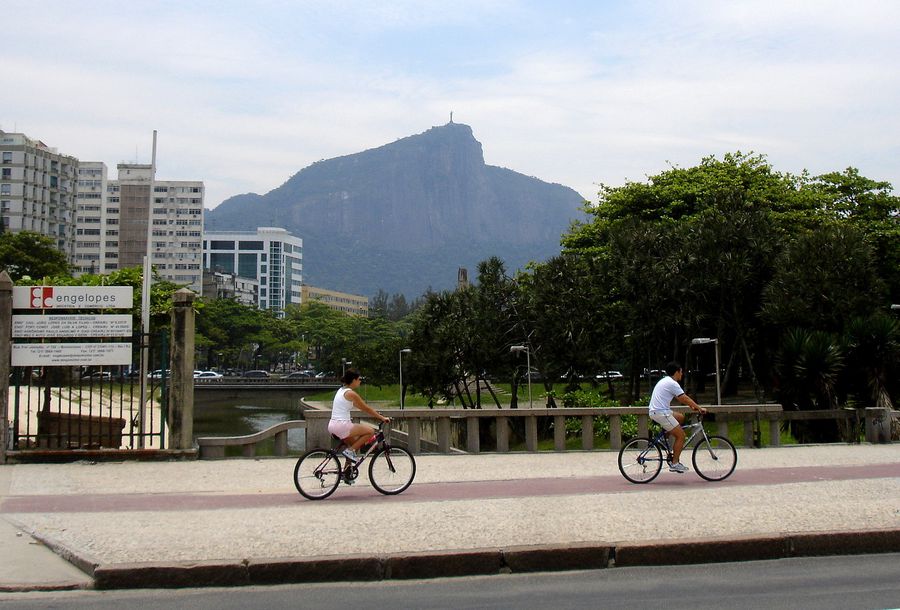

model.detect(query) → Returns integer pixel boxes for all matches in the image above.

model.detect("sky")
[2,0,899,209]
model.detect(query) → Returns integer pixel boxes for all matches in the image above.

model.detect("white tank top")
[331,387,354,421]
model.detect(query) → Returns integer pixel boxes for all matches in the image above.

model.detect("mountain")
[205,122,587,298]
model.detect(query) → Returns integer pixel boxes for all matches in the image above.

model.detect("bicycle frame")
[650,417,712,461]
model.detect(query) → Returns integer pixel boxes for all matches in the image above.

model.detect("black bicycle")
[618,413,737,483]
[293,422,416,500]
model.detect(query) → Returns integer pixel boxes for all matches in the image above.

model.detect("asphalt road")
[1,553,898,610]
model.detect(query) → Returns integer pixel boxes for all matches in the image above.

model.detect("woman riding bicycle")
[328,369,390,462]
[648,361,707,473]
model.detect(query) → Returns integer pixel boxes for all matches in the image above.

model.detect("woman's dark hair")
[340,369,361,385]
[665,361,682,376]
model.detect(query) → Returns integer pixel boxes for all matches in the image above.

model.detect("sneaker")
[341,448,359,461]
[669,462,688,473]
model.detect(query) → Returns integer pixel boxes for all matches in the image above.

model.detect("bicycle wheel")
[368,445,416,495]
[618,437,663,484]
[692,435,737,481]
[293,449,342,500]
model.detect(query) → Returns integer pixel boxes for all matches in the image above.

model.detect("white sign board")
[12,286,133,310]
[11,343,132,366]
[12,314,133,338]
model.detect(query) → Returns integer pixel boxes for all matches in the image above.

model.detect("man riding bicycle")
[648,361,707,473]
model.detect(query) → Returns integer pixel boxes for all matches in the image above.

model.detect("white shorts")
[649,411,679,431]
[328,419,355,439]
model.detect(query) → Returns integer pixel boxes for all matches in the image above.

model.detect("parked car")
[284,371,315,379]
[314,371,334,379]
[81,371,112,381]
[148,369,171,379]
[596,371,624,381]
[195,371,223,379]
[242,370,270,379]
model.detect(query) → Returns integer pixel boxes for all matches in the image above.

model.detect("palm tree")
[844,315,900,440]
[775,329,845,442]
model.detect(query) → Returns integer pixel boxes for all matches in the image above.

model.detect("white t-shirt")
[648,376,685,415]
[331,387,354,421]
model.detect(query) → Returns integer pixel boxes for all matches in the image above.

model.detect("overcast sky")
[2,1,898,209]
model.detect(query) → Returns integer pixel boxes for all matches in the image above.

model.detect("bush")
[557,389,640,441]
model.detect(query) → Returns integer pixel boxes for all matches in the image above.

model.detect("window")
[209,253,234,274]
[210,240,234,250]
[1,168,11,179]
[1,184,10,195]
[238,253,257,278]
[239,241,264,251]
[2,152,11,164]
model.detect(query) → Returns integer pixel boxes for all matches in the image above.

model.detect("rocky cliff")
[205,122,587,298]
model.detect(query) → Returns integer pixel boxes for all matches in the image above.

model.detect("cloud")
[1,0,897,209]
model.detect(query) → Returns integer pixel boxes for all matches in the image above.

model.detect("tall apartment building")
[0,130,78,258]
[73,161,108,274]
[73,163,204,291]
[301,284,369,317]
[203,227,302,314]
[115,163,204,291]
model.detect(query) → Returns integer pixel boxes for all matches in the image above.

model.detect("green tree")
[0,231,71,281]
[811,168,900,303]
[761,222,885,333]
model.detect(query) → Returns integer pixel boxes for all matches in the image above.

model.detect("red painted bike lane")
[1,463,897,513]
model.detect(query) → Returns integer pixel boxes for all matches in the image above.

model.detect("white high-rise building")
[73,161,108,274]
[203,227,303,314]
[0,130,78,258]
[110,163,204,292]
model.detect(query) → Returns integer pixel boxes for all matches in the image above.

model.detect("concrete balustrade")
[195,404,899,459]
[301,404,786,456]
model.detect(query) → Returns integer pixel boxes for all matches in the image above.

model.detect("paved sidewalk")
[0,444,898,590]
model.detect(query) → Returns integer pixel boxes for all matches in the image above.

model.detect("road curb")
[82,527,900,590]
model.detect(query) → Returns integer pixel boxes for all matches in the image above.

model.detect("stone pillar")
[607,415,620,450]
[865,407,890,443]
[168,289,195,450]
[0,271,11,464]
[496,416,509,452]
[407,417,421,454]
[466,417,480,453]
[553,415,566,451]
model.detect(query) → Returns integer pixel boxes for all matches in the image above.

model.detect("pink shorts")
[328,419,355,439]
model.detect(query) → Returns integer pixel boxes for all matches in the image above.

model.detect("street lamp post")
[510,345,532,409]
[341,358,352,377]
[691,338,721,405]
[399,348,412,409]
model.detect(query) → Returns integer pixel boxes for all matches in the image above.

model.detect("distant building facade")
[201,269,258,306]
[73,161,108,274]
[115,163,204,291]
[71,162,204,292]
[203,227,302,313]
[0,130,79,259]
[301,284,369,317]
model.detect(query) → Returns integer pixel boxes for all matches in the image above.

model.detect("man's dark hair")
[340,369,361,385]
[665,361,682,376]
